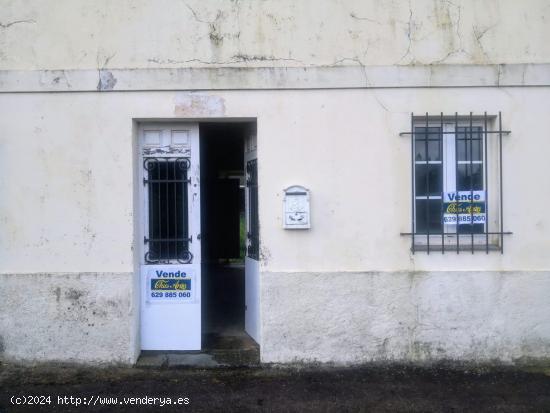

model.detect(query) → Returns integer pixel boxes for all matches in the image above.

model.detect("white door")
[139,123,201,350]
[244,133,260,344]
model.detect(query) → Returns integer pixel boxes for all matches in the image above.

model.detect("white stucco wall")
[0,87,548,363]
[1,88,549,274]
[1,0,549,365]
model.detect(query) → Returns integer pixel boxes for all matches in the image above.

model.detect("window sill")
[412,244,501,253]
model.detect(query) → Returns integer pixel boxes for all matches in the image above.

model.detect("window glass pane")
[457,127,482,162]
[415,127,441,162]
[457,164,483,191]
[415,164,442,196]
[416,199,443,233]
[148,159,188,261]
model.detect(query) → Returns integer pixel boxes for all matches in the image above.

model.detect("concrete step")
[137,349,259,368]
[137,333,260,368]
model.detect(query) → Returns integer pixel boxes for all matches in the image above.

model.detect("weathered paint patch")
[174,93,226,117]
[97,70,117,91]
[64,288,86,300]
[0,273,136,364]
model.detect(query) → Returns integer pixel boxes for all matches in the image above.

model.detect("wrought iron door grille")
[400,112,512,254]
[246,159,260,260]
[143,157,193,264]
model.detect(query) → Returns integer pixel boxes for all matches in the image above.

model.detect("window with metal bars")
[246,159,260,260]
[143,157,192,264]
[400,112,512,254]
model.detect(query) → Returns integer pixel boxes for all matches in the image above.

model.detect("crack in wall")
[427,1,470,65]
[95,52,117,91]
[185,3,225,46]
[349,12,383,25]
[2,3,537,70]
[148,49,374,70]
[0,19,35,29]
[473,23,498,62]
[148,55,309,66]
[397,0,414,64]
[102,53,116,68]
[374,94,389,112]
[436,0,467,63]
[331,56,368,86]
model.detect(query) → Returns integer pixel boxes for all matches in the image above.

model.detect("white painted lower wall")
[261,271,550,364]
[0,273,138,364]
[1,270,548,365]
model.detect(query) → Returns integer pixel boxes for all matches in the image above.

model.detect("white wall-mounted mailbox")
[283,185,311,229]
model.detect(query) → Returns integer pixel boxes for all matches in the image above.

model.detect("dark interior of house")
[200,122,254,353]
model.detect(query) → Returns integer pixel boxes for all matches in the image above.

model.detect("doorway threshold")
[137,335,259,368]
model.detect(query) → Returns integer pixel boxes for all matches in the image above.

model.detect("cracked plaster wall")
[0,0,549,71]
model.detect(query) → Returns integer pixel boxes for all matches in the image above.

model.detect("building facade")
[1,0,550,364]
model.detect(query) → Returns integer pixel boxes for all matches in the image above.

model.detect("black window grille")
[143,157,192,263]
[400,112,512,254]
[246,159,260,260]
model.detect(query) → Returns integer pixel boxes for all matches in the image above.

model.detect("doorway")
[200,122,259,353]
[137,120,259,361]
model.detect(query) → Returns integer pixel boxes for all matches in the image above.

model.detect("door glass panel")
[145,158,190,263]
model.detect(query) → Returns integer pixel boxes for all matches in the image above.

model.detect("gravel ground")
[1,362,550,412]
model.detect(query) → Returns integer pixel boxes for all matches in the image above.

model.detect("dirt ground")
[1,362,550,412]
